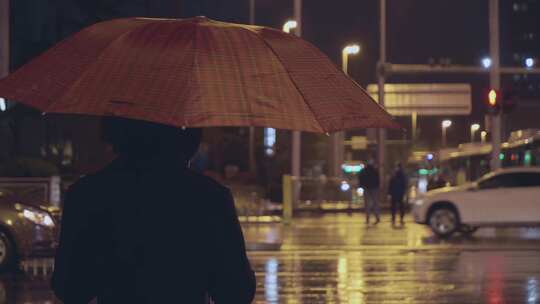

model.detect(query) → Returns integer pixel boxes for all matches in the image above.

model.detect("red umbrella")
[0,17,398,132]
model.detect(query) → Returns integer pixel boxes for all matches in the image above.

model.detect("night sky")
[9,0,540,147]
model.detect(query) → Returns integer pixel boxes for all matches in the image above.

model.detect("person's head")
[100,117,202,160]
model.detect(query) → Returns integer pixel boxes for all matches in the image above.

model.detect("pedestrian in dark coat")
[52,117,256,304]
[357,161,380,224]
[389,163,408,224]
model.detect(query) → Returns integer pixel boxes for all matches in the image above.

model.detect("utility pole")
[377,0,387,188]
[249,0,255,25]
[0,0,9,79]
[292,0,302,179]
[489,0,501,170]
[282,0,303,223]
[331,44,359,177]
[248,0,257,177]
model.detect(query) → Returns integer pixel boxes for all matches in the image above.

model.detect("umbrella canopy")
[0,17,398,133]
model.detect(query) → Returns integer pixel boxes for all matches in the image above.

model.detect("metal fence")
[293,176,365,211]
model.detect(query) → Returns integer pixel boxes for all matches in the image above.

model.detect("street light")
[341,44,360,75]
[525,57,535,68]
[329,43,361,177]
[482,57,492,69]
[481,131,488,143]
[0,97,6,112]
[470,123,480,142]
[441,119,452,147]
[269,20,298,166]
[282,20,297,34]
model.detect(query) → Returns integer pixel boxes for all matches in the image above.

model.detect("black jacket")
[389,169,408,198]
[52,156,256,304]
[358,165,380,190]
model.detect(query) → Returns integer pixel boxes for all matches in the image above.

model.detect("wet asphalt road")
[1,213,540,303]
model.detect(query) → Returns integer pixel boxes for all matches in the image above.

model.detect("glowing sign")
[342,164,364,173]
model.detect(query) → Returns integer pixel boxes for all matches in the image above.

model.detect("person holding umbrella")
[0,17,399,303]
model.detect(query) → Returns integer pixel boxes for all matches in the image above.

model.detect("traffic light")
[485,89,501,114]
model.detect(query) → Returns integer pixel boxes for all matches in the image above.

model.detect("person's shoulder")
[65,161,124,196]
[184,170,231,197]
[65,171,105,198]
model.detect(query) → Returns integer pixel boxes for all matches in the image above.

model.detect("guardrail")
[283,175,367,223]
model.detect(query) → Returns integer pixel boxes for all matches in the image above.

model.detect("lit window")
[513,3,519,11]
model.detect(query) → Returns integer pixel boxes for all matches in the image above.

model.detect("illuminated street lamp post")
[330,44,360,177]
[282,20,297,34]
[280,18,299,182]
[282,0,303,224]
[470,123,480,143]
[342,44,360,74]
[283,18,300,181]
[441,120,452,147]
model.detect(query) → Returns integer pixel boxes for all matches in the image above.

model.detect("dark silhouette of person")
[52,117,256,304]
[357,160,380,224]
[388,163,408,225]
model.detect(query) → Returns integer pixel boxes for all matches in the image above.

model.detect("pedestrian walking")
[389,163,408,225]
[52,117,256,304]
[358,160,380,224]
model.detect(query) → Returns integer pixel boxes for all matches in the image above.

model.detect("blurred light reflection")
[265,258,279,303]
[528,277,538,304]
[338,256,348,302]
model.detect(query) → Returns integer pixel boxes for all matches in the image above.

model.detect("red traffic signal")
[485,89,501,113]
[488,89,498,106]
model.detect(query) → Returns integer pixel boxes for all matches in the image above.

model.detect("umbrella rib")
[249,30,325,133]
[171,22,200,126]
[42,20,155,114]
[260,31,397,131]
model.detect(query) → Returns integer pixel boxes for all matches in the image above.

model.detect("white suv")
[412,167,540,237]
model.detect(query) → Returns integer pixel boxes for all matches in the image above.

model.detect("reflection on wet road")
[1,213,539,303]
[245,214,540,304]
[0,273,57,304]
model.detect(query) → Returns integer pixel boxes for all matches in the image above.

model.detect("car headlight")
[16,204,55,227]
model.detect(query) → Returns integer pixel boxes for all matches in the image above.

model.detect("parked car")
[412,167,540,237]
[0,186,58,271]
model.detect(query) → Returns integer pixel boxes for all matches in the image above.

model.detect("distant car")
[0,187,58,271]
[412,167,540,237]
